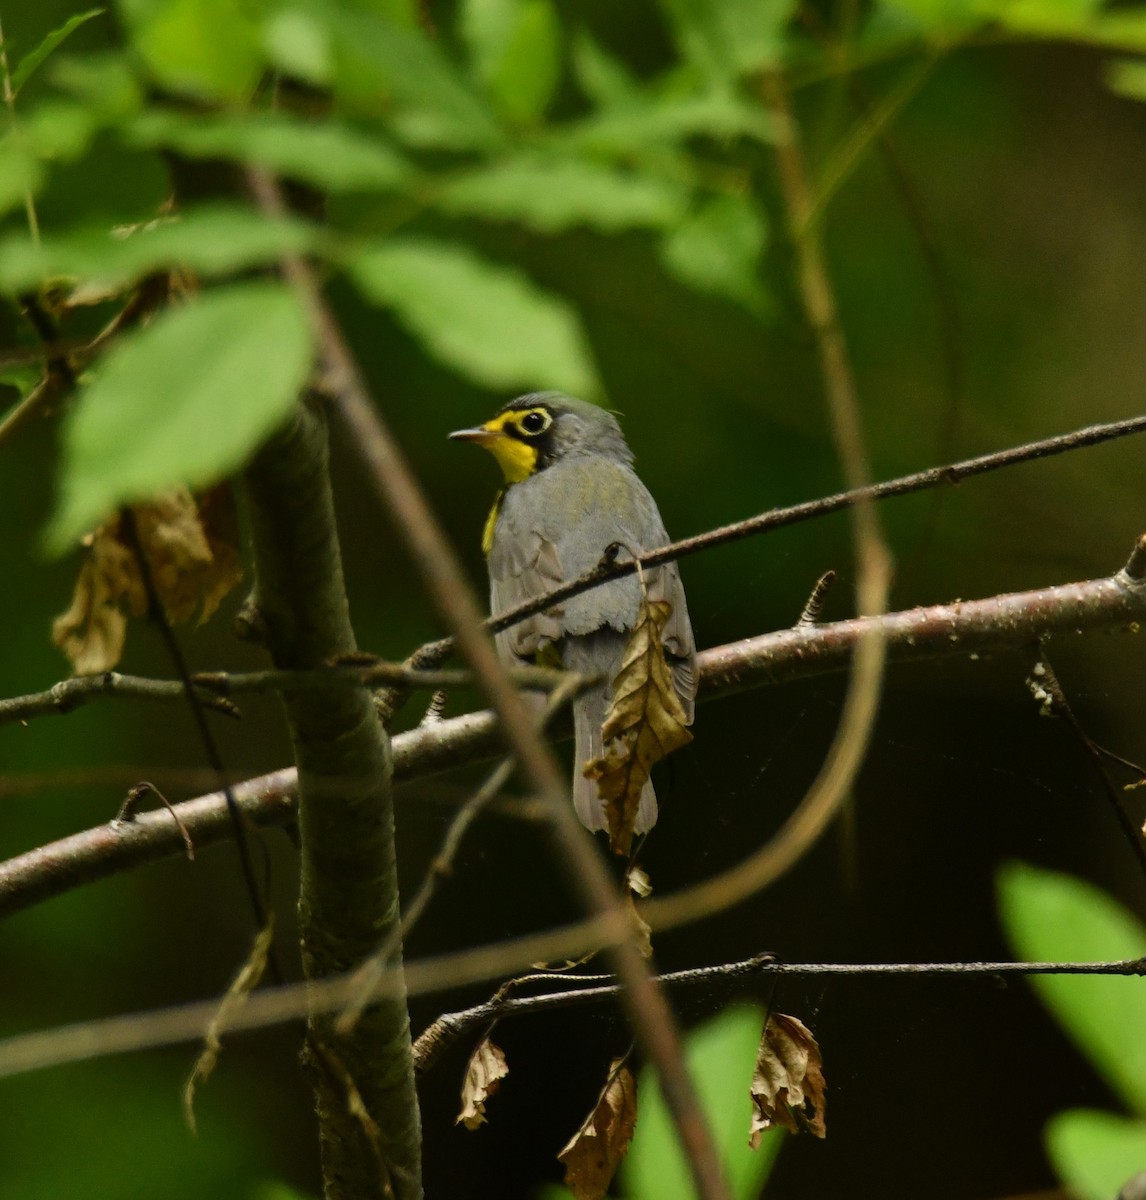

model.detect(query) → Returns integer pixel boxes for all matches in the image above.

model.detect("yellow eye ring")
[517,409,551,437]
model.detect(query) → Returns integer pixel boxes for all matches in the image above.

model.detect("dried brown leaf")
[456,1036,509,1130]
[51,486,243,674]
[132,485,243,624]
[749,1012,827,1145]
[51,520,146,674]
[183,918,274,1134]
[583,597,692,855]
[558,1059,638,1200]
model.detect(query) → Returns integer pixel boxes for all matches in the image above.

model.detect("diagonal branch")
[3,541,1144,920]
[247,167,730,1200]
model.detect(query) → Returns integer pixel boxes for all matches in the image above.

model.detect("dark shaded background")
[2,3,1146,1197]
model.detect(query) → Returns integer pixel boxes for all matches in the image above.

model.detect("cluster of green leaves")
[0,0,795,548]
[999,863,1146,1200]
[4,0,1146,546]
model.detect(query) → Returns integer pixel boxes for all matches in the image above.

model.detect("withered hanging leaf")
[51,485,244,674]
[583,597,692,856]
[558,1058,638,1200]
[51,518,146,675]
[131,485,243,624]
[456,1036,509,1130]
[749,1013,827,1145]
[184,917,275,1134]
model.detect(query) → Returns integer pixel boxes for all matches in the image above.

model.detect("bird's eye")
[518,410,550,436]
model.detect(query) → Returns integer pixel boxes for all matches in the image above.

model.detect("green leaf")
[48,282,311,550]
[475,0,564,123]
[348,237,600,396]
[717,0,799,72]
[1046,1110,1146,1200]
[325,8,502,149]
[23,101,100,159]
[127,112,413,193]
[250,1183,320,1200]
[438,156,688,232]
[655,0,795,80]
[0,206,321,295]
[661,194,769,315]
[571,30,638,107]
[117,0,263,101]
[572,89,776,153]
[10,8,105,96]
[0,135,45,218]
[48,52,145,119]
[262,9,335,85]
[875,0,983,34]
[1108,57,1146,100]
[998,863,1146,1114]
[625,1006,783,1200]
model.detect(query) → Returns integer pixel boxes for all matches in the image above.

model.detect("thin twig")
[413,954,778,1071]
[338,672,591,1034]
[406,412,1146,670]
[0,274,170,450]
[1029,646,1146,885]
[3,412,1139,717]
[411,949,1146,1072]
[119,507,276,954]
[0,949,1141,1083]
[0,663,569,728]
[247,166,730,1200]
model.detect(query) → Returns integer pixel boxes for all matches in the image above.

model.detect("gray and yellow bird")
[450,393,696,837]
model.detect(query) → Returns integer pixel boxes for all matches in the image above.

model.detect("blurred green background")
[2,0,1146,1196]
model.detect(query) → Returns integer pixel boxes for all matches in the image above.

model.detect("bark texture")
[243,401,421,1200]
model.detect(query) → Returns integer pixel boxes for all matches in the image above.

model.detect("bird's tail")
[565,633,657,838]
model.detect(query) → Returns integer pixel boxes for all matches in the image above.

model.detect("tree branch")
[242,403,422,1200]
[411,411,1146,668]
[411,951,1146,1072]
[0,947,1141,1084]
[0,663,568,729]
[3,543,1144,920]
[247,168,730,1200]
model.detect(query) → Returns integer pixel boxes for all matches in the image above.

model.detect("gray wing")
[488,457,696,719]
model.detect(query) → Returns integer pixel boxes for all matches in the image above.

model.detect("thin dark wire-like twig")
[412,950,1146,1072]
[1,950,1142,1083]
[118,509,277,969]
[1030,646,1146,886]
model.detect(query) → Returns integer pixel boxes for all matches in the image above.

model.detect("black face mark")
[500,405,559,469]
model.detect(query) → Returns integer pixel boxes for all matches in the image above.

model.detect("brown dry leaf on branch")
[52,485,243,674]
[558,1058,638,1200]
[583,597,692,855]
[749,1013,827,1144]
[456,1036,509,1130]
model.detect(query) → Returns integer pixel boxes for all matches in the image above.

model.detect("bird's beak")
[448,425,499,444]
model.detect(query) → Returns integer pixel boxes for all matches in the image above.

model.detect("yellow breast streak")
[481,410,540,483]
[481,489,504,555]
